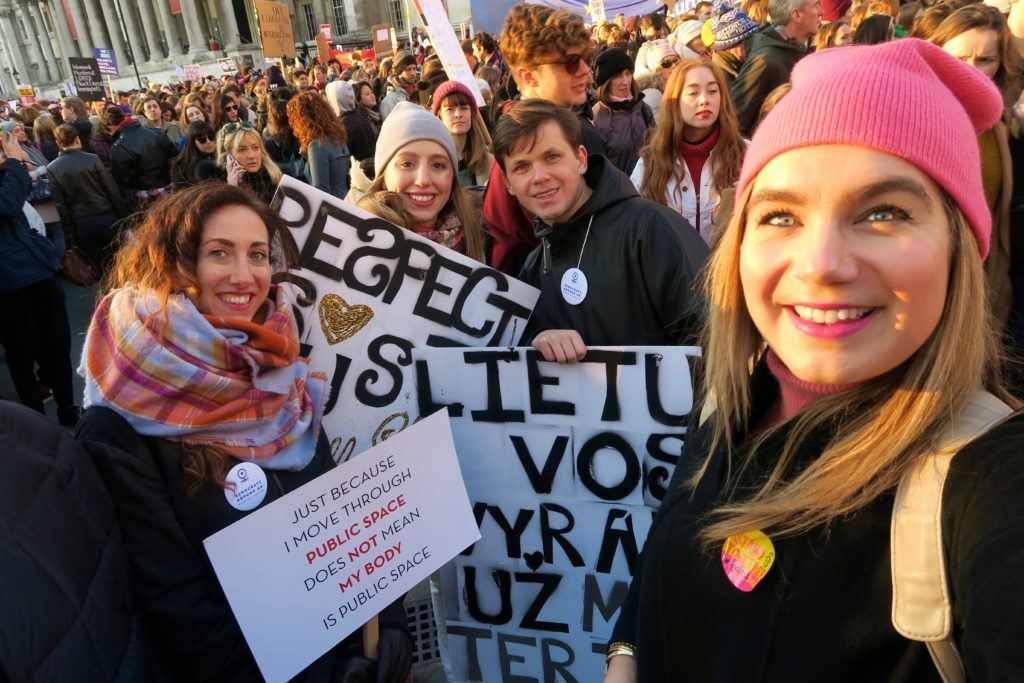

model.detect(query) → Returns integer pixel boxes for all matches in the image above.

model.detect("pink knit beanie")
[737,39,1003,258]
[430,80,478,117]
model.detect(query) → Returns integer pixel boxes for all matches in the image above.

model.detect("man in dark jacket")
[0,401,156,680]
[709,2,760,90]
[59,96,93,149]
[48,124,129,274]
[483,3,609,274]
[493,99,709,361]
[730,0,822,135]
[104,105,178,210]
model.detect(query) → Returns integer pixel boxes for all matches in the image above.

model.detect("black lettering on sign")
[381,238,434,304]
[645,353,689,426]
[324,354,353,415]
[541,638,578,683]
[413,251,471,327]
[595,508,639,574]
[297,197,346,282]
[464,565,513,625]
[485,506,535,560]
[414,359,465,418]
[465,350,526,422]
[510,434,569,495]
[342,217,405,297]
[582,574,629,632]
[539,502,584,567]
[526,350,575,416]
[276,183,312,228]
[485,291,534,347]
[514,572,568,633]
[497,632,537,683]
[577,432,642,501]
[446,624,491,682]
[450,269,508,339]
[354,335,413,407]
[645,433,686,502]
[580,351,637,421]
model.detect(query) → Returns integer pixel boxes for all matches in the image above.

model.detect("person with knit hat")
[729,0,821,135]
[379,50,419,120]
[327,80,376,162]
[821,0,852,22]
[709,0,760,87]
[671,19,711,57]
[357,101,487,262]
[592,47,655,173]
[605,39,1024,683]
[634,38,680,120]
[430,79,493,190]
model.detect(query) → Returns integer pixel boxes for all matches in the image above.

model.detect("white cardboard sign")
[271,175,539,465]
[416,0,486,107]
[204,409,480,683]
[414,346,701,682]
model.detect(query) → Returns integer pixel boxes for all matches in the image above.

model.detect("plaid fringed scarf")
[82,284,329,471]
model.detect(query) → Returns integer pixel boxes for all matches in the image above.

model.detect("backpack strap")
[891,390,1015,683]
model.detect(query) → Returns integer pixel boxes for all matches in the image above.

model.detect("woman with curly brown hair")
[286,90,350,199]
[75,182,414,683]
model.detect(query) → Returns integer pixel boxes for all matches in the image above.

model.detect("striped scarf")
[82,284,329,471]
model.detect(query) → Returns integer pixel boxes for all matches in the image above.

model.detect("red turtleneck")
[755,350,860,431]
[679,126,719,188]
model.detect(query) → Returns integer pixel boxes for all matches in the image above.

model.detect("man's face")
[297,74,309,87]
[60,104,75,121]
[519,46,591,107]
[791,0,823,38]
[503,120,588,225]
[400,64,418,83]
[696,4,713,22]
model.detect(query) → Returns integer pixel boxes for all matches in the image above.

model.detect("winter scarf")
[81,284,329,471]
[413,211,466,253]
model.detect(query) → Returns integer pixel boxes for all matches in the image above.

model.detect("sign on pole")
[17,84,35,107]
[315,32,331,63]
[255,0,297,59]
[92,47,120,76]
[319,23,333,41]
[182,63,203,82]
[217,57,239,73]
[414,0,485,106]
[372,23,394,59]
[68,57,105,100]
[270,175,539,463]
[205,409,481,683]
[415,345,701,682]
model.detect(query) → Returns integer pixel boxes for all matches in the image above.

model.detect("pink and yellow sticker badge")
[721,530,776,592]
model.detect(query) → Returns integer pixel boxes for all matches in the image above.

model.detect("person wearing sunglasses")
[211,91,241,132]
[483,3,611,274]
[171,121,217,190]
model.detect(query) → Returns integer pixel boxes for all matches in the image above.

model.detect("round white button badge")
[224,462,268,512]
[560,268,588,306]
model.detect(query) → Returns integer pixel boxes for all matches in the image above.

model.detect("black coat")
[0,401,156,680]
[341,109,378,162]
[109,119,178,192]
[48,149,128,232]
[518,154,708,346]
[729,27,807,135]
[613,364,1024,681]
[76,407,410,682]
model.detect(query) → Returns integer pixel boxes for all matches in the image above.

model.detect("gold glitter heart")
[330,436,357,464]
[318,294,373,344]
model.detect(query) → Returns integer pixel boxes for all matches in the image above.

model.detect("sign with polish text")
[414,346,701,682]
[205,410,480,683]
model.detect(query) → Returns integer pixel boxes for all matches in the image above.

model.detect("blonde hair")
[218,127,283,185]
[692,184,1014,546]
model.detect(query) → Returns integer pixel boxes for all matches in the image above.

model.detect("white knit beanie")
[373,101,458,178]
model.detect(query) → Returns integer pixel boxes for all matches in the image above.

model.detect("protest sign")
[16,84,35,107]
[319,23,333,40]
[256,0,297,59]
[205,409,480,683]
[413,0,485,107]
[92,47,119,76]
[271,175,538,466]
[69,57,104,100]
[182,63,203,82]
[414,345,701,682]
[174,65,186,82]
[589,0,607,24]
[372,23,394,58]
[315,32,331,63]
[217,57,238,73]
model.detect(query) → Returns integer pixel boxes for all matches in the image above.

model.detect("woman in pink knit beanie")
[606,39,1024,683]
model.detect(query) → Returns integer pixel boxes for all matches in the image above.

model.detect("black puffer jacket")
[519,154,709,346]
[76,407,410,682]
[0,401,156,681]
[109,119,178,192]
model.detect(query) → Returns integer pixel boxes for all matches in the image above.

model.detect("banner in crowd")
[217,57,239,73]
[255,0,297,59]
[205,409,481,683]
[414,345,701,682]
[271,175,539,466]
[414,0,485,107]
[69,57,104,100]
[92,47,119,76]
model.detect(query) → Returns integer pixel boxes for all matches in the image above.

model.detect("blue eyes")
[756,205,912,228]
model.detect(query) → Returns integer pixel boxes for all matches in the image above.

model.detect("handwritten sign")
[373,23,394,58]
[256,0,297,59]
[414,346,701,682]
[217,57,238,73]
[69,57,104,100]
[182,63,203,82]
[205,409,479,683]
[271,175,538,467]
[319,23,333,40]
[415,0,485,107]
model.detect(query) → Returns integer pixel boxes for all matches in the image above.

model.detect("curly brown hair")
[500,4,591,70]
[286,90,347,150]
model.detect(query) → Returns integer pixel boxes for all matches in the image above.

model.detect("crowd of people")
[3,0,1024,679]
